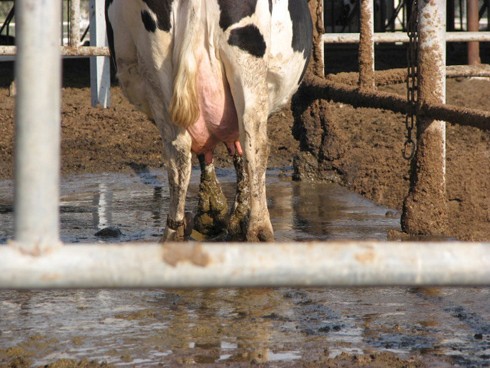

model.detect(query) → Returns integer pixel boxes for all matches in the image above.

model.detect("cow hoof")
[160,212,194,242]
[247,227,274,242]
[226,214,248,242]
[193,212,228,238]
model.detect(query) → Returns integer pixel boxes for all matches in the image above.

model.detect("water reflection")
[0,169,399,244]
[92,183,112,230]
[292,182,398,240]
[1,286,488,366]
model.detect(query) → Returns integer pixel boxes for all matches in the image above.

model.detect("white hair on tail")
[169,1,201,128]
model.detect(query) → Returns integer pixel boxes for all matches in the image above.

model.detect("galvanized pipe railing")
[2,33,489,56]
[1,242,489,289]
[323,31,490,44]
[14,0,62,253]
[89,0,110,107]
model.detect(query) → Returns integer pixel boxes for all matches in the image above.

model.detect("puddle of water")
[0,168,400,244]
[0,169,489,367]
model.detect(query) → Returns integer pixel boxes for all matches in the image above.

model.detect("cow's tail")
[169,1,201,128]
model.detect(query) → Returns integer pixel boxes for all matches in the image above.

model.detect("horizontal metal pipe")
[326,65,490,87]
[303,74,490,130]
[0,242,489,289]
[0,46,110,56]
[323,31,490,44]
[2,32,489,57]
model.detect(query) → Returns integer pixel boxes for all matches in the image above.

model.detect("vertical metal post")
[14,0,62,253]
[70,0,81,47]
[358,0,375,89]
[402,0,448,236]
[488,0,490,31]
[320,0,325,77]
[89,0,110,107]
[467,0,481,65]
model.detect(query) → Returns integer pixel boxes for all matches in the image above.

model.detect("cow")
[105,0,312,241]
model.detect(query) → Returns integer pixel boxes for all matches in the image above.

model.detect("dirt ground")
[0,55,489,242]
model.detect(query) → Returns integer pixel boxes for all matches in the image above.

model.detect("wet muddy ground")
[1,171,489,367]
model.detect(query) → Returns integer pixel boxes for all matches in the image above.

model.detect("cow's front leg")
[160,128,193,242]
[194,155,229,238]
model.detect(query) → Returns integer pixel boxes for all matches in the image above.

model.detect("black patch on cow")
[218,0,257,31]
[141,10,157,32]
[288,0,313,59]
[268,0,273,14]
[288,0,313,81]
[228,25,266,58]
[105,0,117,73]
[142,0,173,32]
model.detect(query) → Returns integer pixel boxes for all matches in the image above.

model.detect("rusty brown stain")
[355,249,376,264]
[41,273,62,282]
[162,243,211,268]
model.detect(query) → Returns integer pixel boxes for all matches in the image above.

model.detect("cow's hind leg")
[220,31,274,241]
[227,154,250,241]
[193,155,229,238]
[157,122,193,242]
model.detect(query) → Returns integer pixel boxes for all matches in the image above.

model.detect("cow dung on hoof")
[106,0,312,241]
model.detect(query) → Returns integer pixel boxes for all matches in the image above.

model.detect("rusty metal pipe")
[325,65,490,86]
[358,0,375,90]
[467,0,481,65]
[69,0,81,47]
[1,242,489,289]
[322,31,490,44]
[304,74,490,130]
[402,0,449,236]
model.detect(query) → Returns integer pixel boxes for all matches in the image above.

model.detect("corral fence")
[0,0,489,289]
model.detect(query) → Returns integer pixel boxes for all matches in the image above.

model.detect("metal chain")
[403,0,418,160]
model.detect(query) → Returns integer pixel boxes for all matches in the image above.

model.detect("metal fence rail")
[1,242,489,289]
[323,31,490,43]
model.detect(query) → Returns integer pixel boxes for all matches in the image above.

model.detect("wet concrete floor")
[0,169,489,366]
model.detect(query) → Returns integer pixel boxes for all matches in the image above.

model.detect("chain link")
[403,0,418,160]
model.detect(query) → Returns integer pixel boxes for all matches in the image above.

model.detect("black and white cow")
[105,0,312,241]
